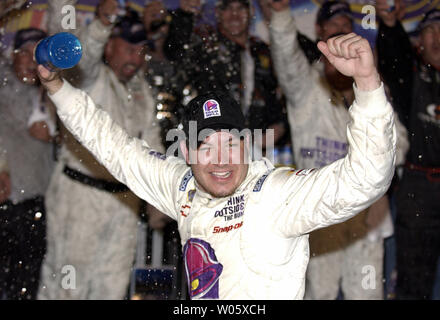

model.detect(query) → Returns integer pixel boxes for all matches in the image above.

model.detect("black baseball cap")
[182,91,246,146]
[216,0,250,10]
[417,8,440,33]
[111,9,147,45]
[14,28,47,50]
[316,1,353,25]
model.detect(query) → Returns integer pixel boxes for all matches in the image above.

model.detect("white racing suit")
[38,3,163,300]
[46,77,396,299]
[269,9,409,299]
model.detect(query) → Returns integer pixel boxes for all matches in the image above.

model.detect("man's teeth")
[212,172,231,178]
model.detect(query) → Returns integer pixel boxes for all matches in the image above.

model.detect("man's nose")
[216,147,230,165]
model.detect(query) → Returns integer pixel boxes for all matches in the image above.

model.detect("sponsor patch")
[253,169,274,192]
[213,221,243,234]
[214,195,245,221]
[179,170,193,191]
[203,99,221,119]
[148,150,167,160]
[184,238,223,299]
[187,189,196,202]
[288,168,316,176]
[180,204,191,217]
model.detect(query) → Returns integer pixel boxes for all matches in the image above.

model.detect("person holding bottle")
[38,0,164,300]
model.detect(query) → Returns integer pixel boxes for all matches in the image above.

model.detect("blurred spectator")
[38,0,164,300]
[0,0,27,19]
[165,0,287,154]
[270,0,409,299]
[142,0,187,149]
[376,0,440,299]
[255,0,321,63]
[0,28,57,300]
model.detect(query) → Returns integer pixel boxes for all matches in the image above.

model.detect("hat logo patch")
[203,99,221,119]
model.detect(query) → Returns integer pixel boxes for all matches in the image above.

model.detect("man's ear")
[180,140,190,164]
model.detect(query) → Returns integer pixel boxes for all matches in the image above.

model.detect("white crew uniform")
[269,9,409,299]
[38,0,162,300]
[48,78,396,299]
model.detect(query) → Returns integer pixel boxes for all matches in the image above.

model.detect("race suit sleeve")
[394,112,409,166]
[48,80,185,220]
[270,83,396,238]
[376,20,414,126]
[269,9,316,112]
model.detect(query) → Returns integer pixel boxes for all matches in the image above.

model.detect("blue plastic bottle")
[34,32,82,71]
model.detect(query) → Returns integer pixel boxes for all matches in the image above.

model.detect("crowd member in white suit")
[38,0,163,300]
[37,24,396,299]
[269,0,408,299]
[0,28,56,300]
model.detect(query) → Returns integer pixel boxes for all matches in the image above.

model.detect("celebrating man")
[36,29,396,299]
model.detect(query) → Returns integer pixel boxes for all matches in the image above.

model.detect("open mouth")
[210,171,232,179]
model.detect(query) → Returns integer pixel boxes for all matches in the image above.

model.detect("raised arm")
[269,0,317,111]
[375,0,413,123]
[272,34,396,237]
[73,0,118,88]
[164,0,202,62]
[37,66,186,220]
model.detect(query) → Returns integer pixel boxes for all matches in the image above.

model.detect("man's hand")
[0,171,11,204]
[180,0,202,15]
[97,0,119,26]
[37,65,63,95]
[267,0,290,12]
[376,0,406,28]
[317,33,380,91]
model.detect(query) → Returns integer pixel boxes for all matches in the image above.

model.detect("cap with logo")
[316,1,353,25]
[182,91,246,141]
[417,8,440,33]
[14,28,47,50]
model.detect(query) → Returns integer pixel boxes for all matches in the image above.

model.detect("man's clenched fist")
[317,33,380,91]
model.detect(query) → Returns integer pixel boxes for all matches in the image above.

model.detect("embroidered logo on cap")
[203,99,221,119]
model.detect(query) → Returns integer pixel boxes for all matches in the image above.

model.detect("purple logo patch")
[183,238,223,299]
[203,99,221,119]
